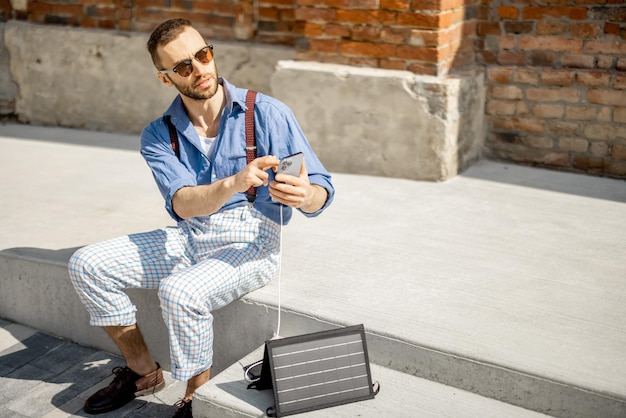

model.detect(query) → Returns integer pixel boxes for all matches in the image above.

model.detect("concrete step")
[1,125,626,418]
[194,345,552,418]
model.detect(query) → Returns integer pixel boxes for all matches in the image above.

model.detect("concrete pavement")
[0,122,625,417]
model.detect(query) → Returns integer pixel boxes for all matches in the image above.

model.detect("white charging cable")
[273,204,284,339]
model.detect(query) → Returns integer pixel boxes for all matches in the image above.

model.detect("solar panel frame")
[265,324,375,417]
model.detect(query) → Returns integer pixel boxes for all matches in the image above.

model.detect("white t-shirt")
[199,135,217,158]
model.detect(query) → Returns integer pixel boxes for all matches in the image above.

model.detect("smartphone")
[277,152,303,178]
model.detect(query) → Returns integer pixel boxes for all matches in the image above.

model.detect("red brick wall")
[479,0,626,178]
[293,0,479,76]
[1,0,625,178]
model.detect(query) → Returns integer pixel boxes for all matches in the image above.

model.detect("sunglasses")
[159,45,214,77]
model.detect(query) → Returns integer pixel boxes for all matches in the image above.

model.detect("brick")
[309,39,338,53]
[499,35,516,50]
[566,105,598,121]
[549,120,580,135]
[540,69,575,86]
[381,27,409,44]
[522,6,588,20]
[339,41,396,58]
[492,117,546,133]
[589,141,609,157]
[523,135,554,149]
[409,28,446,47]
[294,7,337,22]
[605,160,626,177]
[588,5,626,22]
[559,137,589,153]
[533,103,565,119]
[302,22,324,37]
[380,0,410,11]
[337,9,395,25]
[498,6,519,19]
[517,101,530,115]
[598,106,612,122]
[561,54,595,69]
[615,107,626,123]
[536,20,568,35]
[573,155,604,171]
[586,40,626,54]
[487,67,513,83]
[492,85,523,100]
[588,89,626,106]
[487,100,518,115]
[325,23,351,38]
[527,87,581,103]
[614,74,626,89]
[497,51,528,66]
[413,41,456,62]
[397,11,439,28]
[612,144,626,161]
[584,124,623,140]
[514,69,539,85]
[504,21,535,35]
[352,26,381,42]
[406,62,438,75]
[380,59,407,70]
[541,152,571,167]
[605,22,621,37]
[570,23,602,38]
[597,55,616,69]
[530,51,559,67]
[519,36,583,52]
[478,22,500,36]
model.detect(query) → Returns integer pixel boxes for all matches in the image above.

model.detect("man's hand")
[269,158,328,213]
[173,155,279,219]
[233,155,280,193]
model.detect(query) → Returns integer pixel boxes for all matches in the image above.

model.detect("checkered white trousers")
[68,206,280,381]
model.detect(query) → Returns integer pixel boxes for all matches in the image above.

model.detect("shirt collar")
[164,77,247,123]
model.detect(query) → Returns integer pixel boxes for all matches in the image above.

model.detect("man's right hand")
[233,155,280,193]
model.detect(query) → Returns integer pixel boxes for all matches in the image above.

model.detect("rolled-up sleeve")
[267,102,335,218]
[140,120,197,221]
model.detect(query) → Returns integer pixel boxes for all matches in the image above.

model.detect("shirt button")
[212,174,216,179]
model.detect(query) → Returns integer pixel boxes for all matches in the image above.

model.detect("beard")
[170,66,219,101]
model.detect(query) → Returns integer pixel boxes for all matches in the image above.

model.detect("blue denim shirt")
[140,78,334,225]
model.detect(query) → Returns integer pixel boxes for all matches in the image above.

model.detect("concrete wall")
[0,23,18,115]
[272,62,484,181]
[1,21,485,181]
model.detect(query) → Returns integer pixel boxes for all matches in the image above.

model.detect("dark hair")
[147,18,192,70]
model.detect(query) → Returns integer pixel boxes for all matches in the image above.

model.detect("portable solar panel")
[246,324,379,417]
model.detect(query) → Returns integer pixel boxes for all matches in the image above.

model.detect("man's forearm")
[171,177,237,219]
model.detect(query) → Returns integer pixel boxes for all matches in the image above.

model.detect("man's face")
[157,27,219,101]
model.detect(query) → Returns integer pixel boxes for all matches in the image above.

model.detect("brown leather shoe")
[84,363,165,414]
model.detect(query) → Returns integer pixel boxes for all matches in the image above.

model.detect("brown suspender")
[165,89,258,203]
[244,90,258,203]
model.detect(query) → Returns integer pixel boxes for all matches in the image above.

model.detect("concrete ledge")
[2,249,625,418]
[194,345,553,418]
[271,61,485,181]
[0,247,276,376]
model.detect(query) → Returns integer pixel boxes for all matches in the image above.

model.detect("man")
[69,18,334,418]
